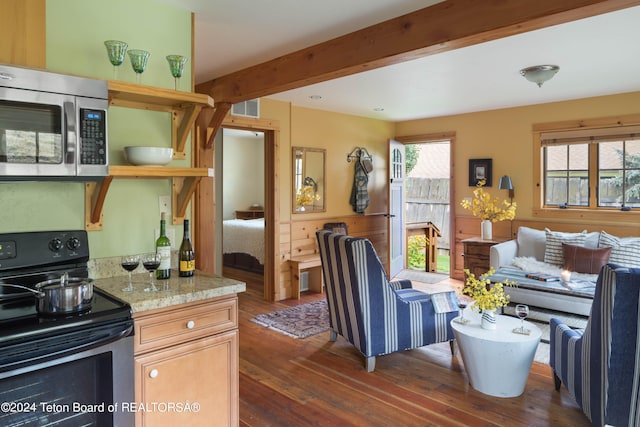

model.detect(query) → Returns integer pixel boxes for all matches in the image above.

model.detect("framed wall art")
[469,158,492,186]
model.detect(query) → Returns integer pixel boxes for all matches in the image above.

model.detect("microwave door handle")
[63,101,77,163]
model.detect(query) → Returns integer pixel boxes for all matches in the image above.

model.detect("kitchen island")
[96,270,245,427]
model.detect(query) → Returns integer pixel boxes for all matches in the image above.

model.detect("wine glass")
[142,253,161,292]
[104,40,128,79]
[514,304,530,334]
[455,295,470,324]
[166,55,188,90]
[121,254,140,292]
[128,49,150,84]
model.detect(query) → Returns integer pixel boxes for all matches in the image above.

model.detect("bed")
[223,218,265,274]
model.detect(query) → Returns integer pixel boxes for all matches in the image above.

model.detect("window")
[544,143,589,206]
[536,122,640,216]
[598,140,640,208]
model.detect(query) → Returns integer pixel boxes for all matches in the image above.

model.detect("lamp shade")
[499,175,513,191]
[520,65,559,87]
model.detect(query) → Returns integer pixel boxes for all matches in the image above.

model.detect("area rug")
[251,300,329,339]
[503,304,588,364]
[251,299,585,364]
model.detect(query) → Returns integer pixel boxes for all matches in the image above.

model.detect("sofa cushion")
[544,229,587,266]
[517,226,546,260]
[562,243,611,274]
[598,231,640,268]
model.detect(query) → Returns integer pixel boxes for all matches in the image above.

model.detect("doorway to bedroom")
[220,128,266,283]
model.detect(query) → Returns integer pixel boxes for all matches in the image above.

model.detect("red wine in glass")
[515,304,529,333]
[455,297,469,324]
[142,253,161,292]
[121,255,139,292]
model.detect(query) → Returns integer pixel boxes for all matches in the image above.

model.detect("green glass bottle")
[156,212,171,279]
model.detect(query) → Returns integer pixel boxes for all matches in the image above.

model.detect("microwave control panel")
[79,108,107,165]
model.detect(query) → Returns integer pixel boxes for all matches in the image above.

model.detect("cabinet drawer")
[464,244,491,257]
[134,297,237,354]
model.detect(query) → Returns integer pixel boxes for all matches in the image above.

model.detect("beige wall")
[222,132,265,220]
[260,100,395,223]
[396,91,640,226]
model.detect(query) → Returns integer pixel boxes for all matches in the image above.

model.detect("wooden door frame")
[195,115,280,302]
[394,132,456,275]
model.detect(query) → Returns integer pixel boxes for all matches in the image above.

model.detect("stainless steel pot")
[2,273,94,315]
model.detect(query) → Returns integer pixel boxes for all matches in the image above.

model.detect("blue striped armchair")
[550,263,640,426]
[316,230,457,372]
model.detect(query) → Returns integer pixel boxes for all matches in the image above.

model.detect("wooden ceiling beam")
[196,0,640,103]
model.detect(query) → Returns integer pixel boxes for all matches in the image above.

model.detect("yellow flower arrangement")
[296,185,320,207]
[462,267,515,312]
[460,180,517,222]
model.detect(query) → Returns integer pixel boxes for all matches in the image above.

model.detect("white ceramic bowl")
[124,146,173,166]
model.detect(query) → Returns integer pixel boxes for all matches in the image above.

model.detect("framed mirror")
[292,147,325,213]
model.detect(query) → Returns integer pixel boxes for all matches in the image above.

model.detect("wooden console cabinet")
[133,296,238,427]
[461,237,506,277]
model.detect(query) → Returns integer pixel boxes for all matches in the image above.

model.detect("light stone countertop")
[95,270,246,313]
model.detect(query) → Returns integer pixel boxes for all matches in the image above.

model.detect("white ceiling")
[160,0,640,122]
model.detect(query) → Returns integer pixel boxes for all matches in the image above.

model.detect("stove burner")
[0,230,132,372]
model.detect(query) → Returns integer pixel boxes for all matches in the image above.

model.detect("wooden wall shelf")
[85,167,213,230]
[85,82,215,231]
[107,81,214,157]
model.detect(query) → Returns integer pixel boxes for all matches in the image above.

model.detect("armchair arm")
[490,239,518,269]
[389,279,412,290]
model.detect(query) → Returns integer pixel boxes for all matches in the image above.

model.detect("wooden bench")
[289,254,324,299]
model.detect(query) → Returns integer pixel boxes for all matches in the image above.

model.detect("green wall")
[0,0,192,258]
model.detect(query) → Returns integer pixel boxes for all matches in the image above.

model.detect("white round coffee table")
[451,309,541,398]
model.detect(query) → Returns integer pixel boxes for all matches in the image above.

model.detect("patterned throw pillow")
[562,243,612,274]
[598,231,640,268]
[544,229,587,266]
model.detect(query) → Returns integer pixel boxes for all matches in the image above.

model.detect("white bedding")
[222,218,265,264]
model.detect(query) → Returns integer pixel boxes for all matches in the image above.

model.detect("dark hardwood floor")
[238,278,589,426]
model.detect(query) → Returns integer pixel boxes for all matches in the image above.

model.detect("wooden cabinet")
[85,81,215,230]
[133,297,238,427]
[235,209,264,219]
[462,237,506,277]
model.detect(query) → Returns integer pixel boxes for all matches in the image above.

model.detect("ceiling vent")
[231,99,260,118]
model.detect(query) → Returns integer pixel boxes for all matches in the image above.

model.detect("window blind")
[540,125,640,145]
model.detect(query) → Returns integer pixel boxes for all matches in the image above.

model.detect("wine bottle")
[179,219,195,277]
[156,212,171,279]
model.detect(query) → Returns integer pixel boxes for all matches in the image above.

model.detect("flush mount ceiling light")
[520,65,560,87]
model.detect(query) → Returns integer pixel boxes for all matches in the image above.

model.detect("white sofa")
[489,227,604,316]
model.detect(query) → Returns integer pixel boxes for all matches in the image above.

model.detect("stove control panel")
[0,241,16,260]
[0,231,89,273]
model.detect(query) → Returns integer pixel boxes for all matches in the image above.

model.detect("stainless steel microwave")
[0,64,108,180]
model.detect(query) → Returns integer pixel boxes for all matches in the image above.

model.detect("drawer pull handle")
[187,320,195,329]
[149,369,159,379]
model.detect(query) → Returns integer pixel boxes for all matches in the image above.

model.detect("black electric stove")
[0,230,132,373]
